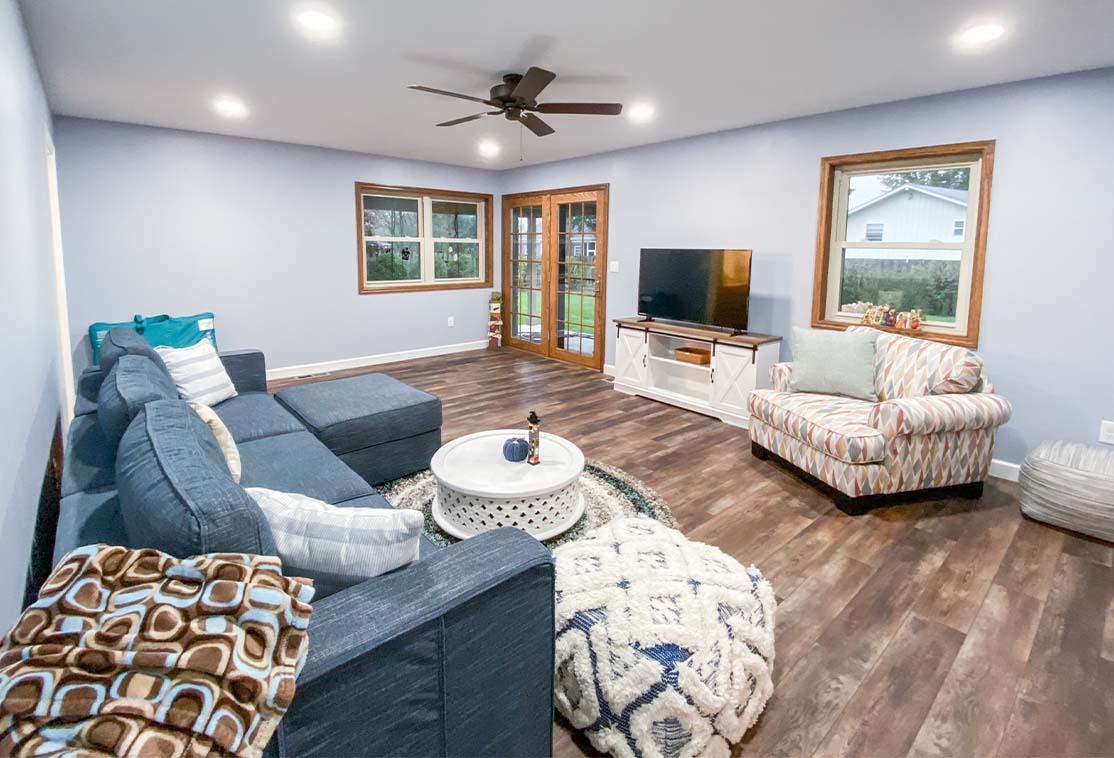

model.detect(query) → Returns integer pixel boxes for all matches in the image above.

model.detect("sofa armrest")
[770,362,793,392]
[219,349,267,393]
[868,392,1012,437]
[279,528,554,758]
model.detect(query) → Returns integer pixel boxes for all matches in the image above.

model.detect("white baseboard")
[267,340,488,381]
[989,458,1021,482]
[602,363,616,377]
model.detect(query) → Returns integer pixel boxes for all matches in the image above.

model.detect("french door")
[502,185,608,370]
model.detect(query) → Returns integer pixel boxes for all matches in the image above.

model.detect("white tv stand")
[612,318,782,428]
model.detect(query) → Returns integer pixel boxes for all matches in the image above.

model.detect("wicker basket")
[1019,441,1114,542]
[674,346,711,365]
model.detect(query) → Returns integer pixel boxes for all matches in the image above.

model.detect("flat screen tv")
[637,248,752,331]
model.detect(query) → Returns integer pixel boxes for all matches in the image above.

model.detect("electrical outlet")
[1100,420,1114,445]
[609,261,620,273]
[446,316,455,327]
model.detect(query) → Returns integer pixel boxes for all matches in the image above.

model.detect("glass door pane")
[507,204,544,346]
[554,199,598,360]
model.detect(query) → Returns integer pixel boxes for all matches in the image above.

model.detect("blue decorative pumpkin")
[503,437,530,462]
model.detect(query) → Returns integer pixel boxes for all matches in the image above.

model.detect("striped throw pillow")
[245,488,423,586]
[155,338,237,406]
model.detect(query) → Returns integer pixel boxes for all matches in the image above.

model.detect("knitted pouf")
[1020,440,1114,542]
[553,517,776,758]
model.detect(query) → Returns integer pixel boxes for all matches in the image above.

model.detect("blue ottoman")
[275,373,442,486]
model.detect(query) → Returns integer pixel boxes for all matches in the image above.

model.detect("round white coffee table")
[430,429,586,540]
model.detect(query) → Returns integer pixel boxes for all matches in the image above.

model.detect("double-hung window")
[812,141,995,347]
[356,183,493,293]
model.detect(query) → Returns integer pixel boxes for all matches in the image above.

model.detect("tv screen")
[637,248,752,330]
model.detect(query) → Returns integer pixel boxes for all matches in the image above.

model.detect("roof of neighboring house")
[849,183,968,214]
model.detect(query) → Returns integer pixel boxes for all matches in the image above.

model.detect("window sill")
[359,278,492,295]
[811,318,976,348]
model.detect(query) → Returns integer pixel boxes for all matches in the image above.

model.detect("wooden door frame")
[501,183,609,371]
[501,193,549,357]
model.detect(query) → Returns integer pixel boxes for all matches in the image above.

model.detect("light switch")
[1101,420,1114,445]
[609,261,620,273]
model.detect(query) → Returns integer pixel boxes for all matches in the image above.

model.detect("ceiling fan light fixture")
[211,94,249,119]
[953,20,1007,52]
[477,139,501,158]
[628,102,656,124]
[292,4,342,42]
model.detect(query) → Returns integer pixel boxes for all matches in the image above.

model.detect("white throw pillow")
[245,487,423,585]
[189,401,241,483]
[155,338,238,406]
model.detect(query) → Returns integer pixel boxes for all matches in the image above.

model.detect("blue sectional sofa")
[54,329,556,757]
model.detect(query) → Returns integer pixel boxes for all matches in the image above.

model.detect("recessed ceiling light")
[477,139,501,158]
[953,21,1007,52]
[292,5,341,42]
[211,94,249,119]
[628,102,656,124]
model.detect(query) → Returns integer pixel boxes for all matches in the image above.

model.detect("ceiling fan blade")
[520,112,555,137]
[408,85,495,106]
[537,102,623,115]
[436,113,490,127]
[511,66,556,102]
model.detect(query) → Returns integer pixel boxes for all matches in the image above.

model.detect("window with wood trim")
[355,183,493,293]
[811,141,995,347]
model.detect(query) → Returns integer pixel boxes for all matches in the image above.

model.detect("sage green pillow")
[789,327,879,402]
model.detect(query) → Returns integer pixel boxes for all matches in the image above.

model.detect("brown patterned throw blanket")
[0,545,314,757]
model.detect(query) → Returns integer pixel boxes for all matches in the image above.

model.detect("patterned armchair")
[748,327,1011,513]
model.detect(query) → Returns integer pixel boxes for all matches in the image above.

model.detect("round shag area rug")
[380,460,678,549]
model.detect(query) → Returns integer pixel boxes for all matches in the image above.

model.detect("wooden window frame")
[355,182,493,294]
[811,141,995,348]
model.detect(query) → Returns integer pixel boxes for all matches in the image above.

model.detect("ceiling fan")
[408,66,623,137]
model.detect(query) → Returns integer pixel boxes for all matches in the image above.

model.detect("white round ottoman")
[553,517,776,758]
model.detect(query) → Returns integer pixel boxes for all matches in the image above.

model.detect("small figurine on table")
[527,411,541,466]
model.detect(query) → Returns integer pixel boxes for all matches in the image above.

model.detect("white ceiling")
[21,0,1114,170]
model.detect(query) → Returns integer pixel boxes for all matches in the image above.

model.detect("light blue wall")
[54,69,1114,467]
[54,118,501,372]
[0,0,63,627]
[500,68,1114,465]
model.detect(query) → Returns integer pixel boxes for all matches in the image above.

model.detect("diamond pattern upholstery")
[750,328,1010,498]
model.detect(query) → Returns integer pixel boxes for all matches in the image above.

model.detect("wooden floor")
[273,348,1114,758]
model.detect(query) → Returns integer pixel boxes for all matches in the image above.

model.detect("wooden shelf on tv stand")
[612,318,781,349]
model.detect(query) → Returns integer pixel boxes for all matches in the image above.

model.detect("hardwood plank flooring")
[271,348,1114,758]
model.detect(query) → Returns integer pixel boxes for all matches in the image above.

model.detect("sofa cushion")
[849,326,983,400]
[275,373,441,455]
[214,392,305,442]
[237,431,374,504]
[97,355,179,447]
[116,400,275,558]
[61,414,118,497]
[97,327,169,376]
[749,389,886,464]
[54,489,129,564]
